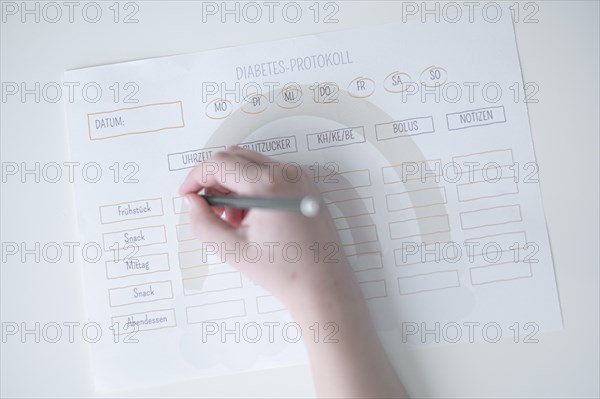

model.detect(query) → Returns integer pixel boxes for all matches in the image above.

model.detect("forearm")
[288,266,408,398]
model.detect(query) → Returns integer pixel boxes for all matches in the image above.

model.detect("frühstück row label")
[99,198,164,224]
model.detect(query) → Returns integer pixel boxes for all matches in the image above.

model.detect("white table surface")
[1,1,598,397]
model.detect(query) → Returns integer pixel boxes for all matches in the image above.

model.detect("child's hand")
[178,146,356,314]
[178,146,406,398]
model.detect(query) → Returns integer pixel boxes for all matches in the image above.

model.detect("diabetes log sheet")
[64,8,562,392]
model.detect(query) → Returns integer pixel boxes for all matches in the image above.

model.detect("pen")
[199,194,321,217]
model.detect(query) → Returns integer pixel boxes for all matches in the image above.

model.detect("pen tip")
[300,196,320,217]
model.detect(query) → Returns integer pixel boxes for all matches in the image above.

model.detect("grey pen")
[200,194,321,217]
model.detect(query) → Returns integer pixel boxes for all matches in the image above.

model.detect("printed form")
[65,9,562,391]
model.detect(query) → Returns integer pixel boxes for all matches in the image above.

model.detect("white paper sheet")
[64,9,562,391]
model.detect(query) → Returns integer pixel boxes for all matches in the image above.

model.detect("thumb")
[185,194,240,245]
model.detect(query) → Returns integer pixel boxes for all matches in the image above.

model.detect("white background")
[1,1,598,397]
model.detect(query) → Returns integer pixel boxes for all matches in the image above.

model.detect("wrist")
[284,262,366,326]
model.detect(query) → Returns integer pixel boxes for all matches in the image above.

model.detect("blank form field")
[389,215,450,239]
[347,252,383,272]
[178,249,223,269]
[457,178,518,201]
[176,223,195,242]
[464,231,528,253]
[460,205,522,230]
[182,272,242,295]
[452,149,514,168]
[382,159,442,184]
[398,271,460,294]
[318,169,371,192]
[358,280,387,299]
[338,225,379,246]
[256,295,286,314]
[470,261,533,285]
[386,187,447,211]
[186,300,246,323]
[326,197,375,219]
[359,280,387,299]
[172,196,189,214]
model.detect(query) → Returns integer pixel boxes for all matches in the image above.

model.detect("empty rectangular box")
[318,169,371,192]
[176,223,195,242]
[347,251,383,272]
[470,261,533,285]
[464,231,528,255]
[326,197,375,219]
[457,178,518,201]
[398,271,460,294]
[359,280,387,299]
[337,225,379,246]
[386,187,447,211]
[183,272,242,295]
[452,149,514,169]
[460,205,522,230]
[389,215,450,239]
[382,159,442,184]
[178,249,224,269]
[256,295,286,314]
[186,299,246,324]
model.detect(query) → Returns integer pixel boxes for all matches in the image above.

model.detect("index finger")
[177,150,263,196]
